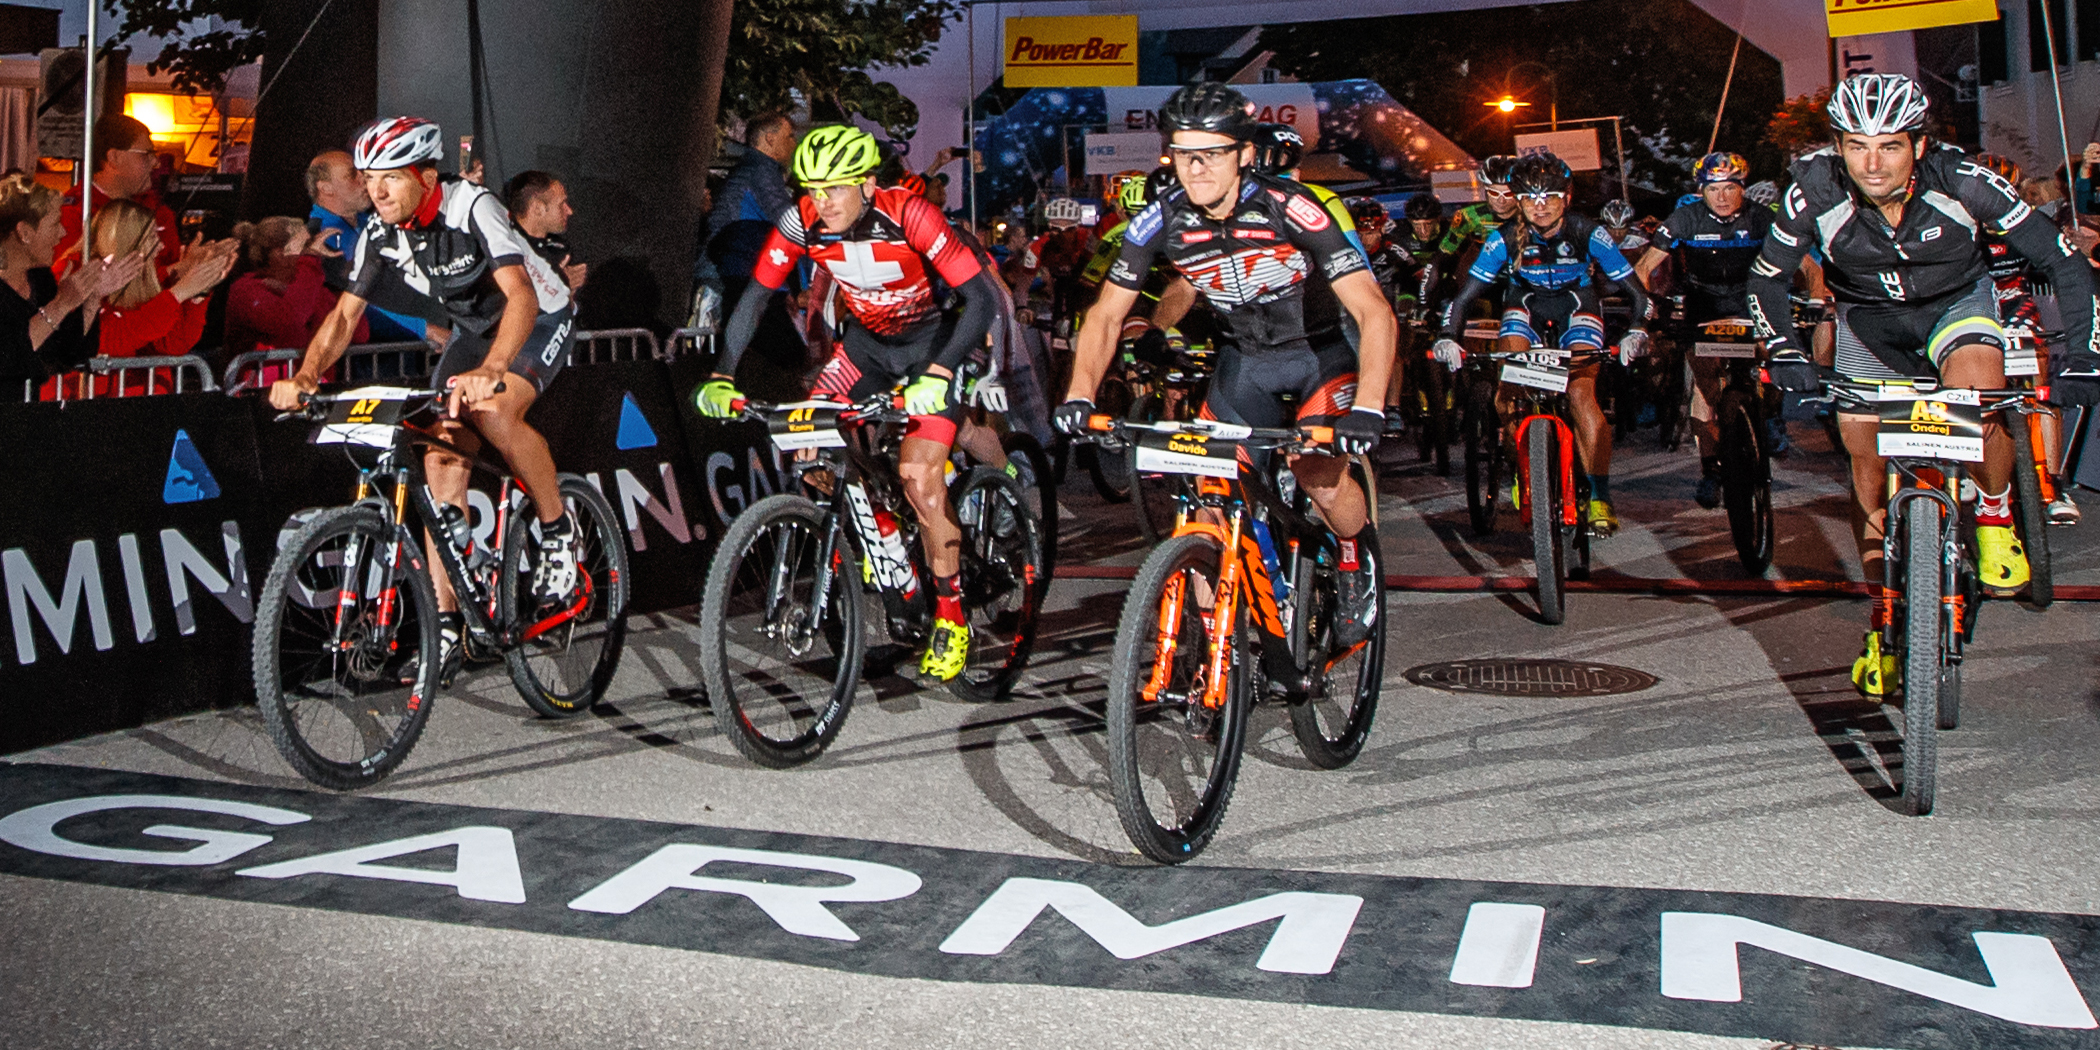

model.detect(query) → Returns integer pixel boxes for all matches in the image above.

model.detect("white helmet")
[1826,74,1929,137]
[1744,180,1780,206]
[354,116,444,170]
[1043,196,1084,228]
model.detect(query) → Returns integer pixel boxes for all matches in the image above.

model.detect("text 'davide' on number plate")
[767,402,848,450]
[2003,332,2040,377]
[1875,387,1984,462]
[1501,351,1569,393]
[1133,428,1241,478]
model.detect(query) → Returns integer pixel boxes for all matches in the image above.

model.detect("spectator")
[505,169,587,290]
[703,110,798,291]
[0,172,138,390]
[305,147,429,342]
[223,216,368,359]
[2077,142,2099,218]
[91,199,236,361]
[57,115,180,273]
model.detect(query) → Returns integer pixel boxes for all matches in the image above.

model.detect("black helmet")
[1250,122,1304,176]
[1480,155,1519,186]
[1158,82,1257,143]
[1403,193,1442,221]
[1509,153,1572,196]
[1345,196,1389,233]
[1144,164,1178,203]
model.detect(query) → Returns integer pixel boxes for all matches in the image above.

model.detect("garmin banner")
[4,762,2099,1049]
[0,360,777,754]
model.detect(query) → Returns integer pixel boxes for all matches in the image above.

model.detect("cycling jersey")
[1436,203,1502,258]
[1108,174,1368,357]
[1983,234,2051,332]
[750,187,981,338]
[1438,213,1649,339]
[1369,228,1440,307]
[1651,201,1771,322]
[345,174,571,336]
[1746,145,2098,361]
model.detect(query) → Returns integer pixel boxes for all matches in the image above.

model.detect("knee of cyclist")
[897,460,946,498]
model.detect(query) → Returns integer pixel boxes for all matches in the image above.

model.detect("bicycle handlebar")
[1085,414,1337,453]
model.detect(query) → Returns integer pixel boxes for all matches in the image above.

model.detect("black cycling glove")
[1764,349,1820,394]
[1052,399,1097,436]
[1333,406,1385,455]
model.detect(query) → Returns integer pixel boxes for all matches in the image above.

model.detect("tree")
[106,0,263,96]
[1260,0,1785,202]
[1764,88,1833,160]
[721,0,961,140]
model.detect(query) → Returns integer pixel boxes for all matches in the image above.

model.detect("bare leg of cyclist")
[1567,362,1611,479]
[422,421,479,616]
[899,433,969,680]
[459,384,562,526]
[1289,452,1366,536]
[1940,343,2012,499]
[954,415,1009,471]
[1838,411,1895,695]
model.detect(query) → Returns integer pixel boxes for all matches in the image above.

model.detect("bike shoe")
[531,516,582,606]
[1695,474,1722,510]
[1975,525,2030,594]
[1586,498,1619,537]
[1509,476,1522,509]
[1852,630,1897,699]
[1335,556,1380,649]
[918,616,971,682]
[432,612,466,689]
[2048,490,2081,527]
[1383,406,1408,435]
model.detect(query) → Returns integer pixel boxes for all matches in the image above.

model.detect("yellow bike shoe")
[1509,476,1522,508]
[1852,629,1898,698]
[1586,498,1619,537]
[1974,524,2030,594]
[919,616,971,682]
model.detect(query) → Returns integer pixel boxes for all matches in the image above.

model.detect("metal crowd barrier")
[570,328,660,364]
[35,354,219,401]
[663,326,715,361]
[221,342,434,393]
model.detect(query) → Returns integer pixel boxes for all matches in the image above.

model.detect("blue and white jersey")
[1469,213,1633,291]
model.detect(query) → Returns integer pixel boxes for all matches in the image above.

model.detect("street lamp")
[1503,61,1558,131]
[1486,95,1530,115]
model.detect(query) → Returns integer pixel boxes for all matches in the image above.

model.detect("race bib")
[767,402,848,450]
[1501,350,1570,393]
[1875,388,1984,462]
[2002,330,2040,378]
[1694,319,1758,359]
[1132,428,1240,478]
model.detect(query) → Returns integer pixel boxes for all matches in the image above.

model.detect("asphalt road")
[6,413,2099,1050]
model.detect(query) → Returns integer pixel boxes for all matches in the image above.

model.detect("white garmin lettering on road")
[939,877,1363,975]
[236,826,527,904]
[0,794,309,865]
[567,844,923,941]
[1660,912,2098,1029]
[1449,902,1547,988]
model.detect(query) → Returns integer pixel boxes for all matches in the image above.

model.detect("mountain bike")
[1084,414,1383,863]
[1810,371,2049,816]
[1691,318,1776,575]
[253,384,630,789]
[1464,347,1599,624]
[1399,317,1454,476]
[2001,324,2055,608]
[697,393,1046,767]
[1126,335,1216,542]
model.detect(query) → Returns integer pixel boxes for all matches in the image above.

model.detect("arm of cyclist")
[1150,275,1198,331]
[268,289,370,410]
[1431,226,1508,368]
[1987,179,2100,375]
[1060,282,1143,433]
[446,263,536,415]
[698,215,805,416]
[1745,192,1819,390]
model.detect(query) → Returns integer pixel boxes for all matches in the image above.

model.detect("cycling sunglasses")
[1517,191,1568,203]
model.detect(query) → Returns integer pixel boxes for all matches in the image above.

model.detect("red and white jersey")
[751,186,985,337]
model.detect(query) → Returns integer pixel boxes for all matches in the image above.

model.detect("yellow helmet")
[793,125,881,186]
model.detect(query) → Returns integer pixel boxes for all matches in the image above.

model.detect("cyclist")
[1633,151,1778,507]
[1437,155,1521,261]
[267,117,579,679]
[694,124,1003,682]
[1353,195,1441,429]
[1744,74,2100,696]
[1053,83,1399,645]
[1432,153,1654,536]
[1974,153,2078,525]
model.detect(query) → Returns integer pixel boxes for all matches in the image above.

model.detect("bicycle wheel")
[1418,360,1453,476]
[949,466,1046,702]
[1086,378,1135,502]
[1717,389,1775,576]
[253,505,439,790]
[1529,419,1568,625]
[698,494,864,768]
[1463,373,1502,536]
[1002,432,1059,577]
[1289,523,1383,769]
[2010,418,2053,608]
[1897,496,1940,816]
[499,475,631,718]
[1938,662,1961,731]
[1104,532,1250,863]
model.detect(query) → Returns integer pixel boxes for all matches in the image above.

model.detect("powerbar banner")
[1827,0,1999,38]
[1004,16,1138,88]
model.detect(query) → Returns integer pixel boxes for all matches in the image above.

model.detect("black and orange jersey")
[750,186,986,337]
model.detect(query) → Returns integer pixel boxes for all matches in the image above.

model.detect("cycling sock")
[1587,474,1612,502]
[1700,456,1721,479]
[1976,485,2012,527]
[539,513,574,538]
[933,572,963,624]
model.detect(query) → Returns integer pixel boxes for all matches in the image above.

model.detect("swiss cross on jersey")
[751,187,983,337]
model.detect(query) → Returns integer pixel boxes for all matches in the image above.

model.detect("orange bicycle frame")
[1511,413,1580,527]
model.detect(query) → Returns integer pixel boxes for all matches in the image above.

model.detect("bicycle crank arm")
[521,574,596,643]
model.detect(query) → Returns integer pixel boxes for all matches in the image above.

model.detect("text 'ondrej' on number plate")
[767,401,848,451]
[1875,387,1985,462]
[1501,351,1570,394]
[1133,428,1241,478]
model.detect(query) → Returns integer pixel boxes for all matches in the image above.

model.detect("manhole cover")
[1404,659,1658,697]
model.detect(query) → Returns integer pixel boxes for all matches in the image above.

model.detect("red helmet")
[896,171,929,197]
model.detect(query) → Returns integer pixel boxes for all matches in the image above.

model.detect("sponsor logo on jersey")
[1283,194,1330,232]
[1920,227,1943,243]
[428,254,477,277]
[1322,253,1361,280]
[1694,233,1721,241]
[1235,228,1276,241]
[1180,230,1213,244]
[927,232,949,258]
[1127,203,1165,245]
[1236,212,1270,225]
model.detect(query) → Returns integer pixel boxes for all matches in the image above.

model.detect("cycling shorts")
[1499,287,1605,350]
[810,317,963,446]
[1198,340,1358,430]
[1834,278,2004,386]
[433,307,575,396]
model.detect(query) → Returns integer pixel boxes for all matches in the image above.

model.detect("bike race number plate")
[1694,320,1758,359]
[767,402,848,451]
[1133,428,1242,479]
[1501,350,1570,393]
[2002,329,2040,378]
[313,385,425,448]
[1874,388,1985,462]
